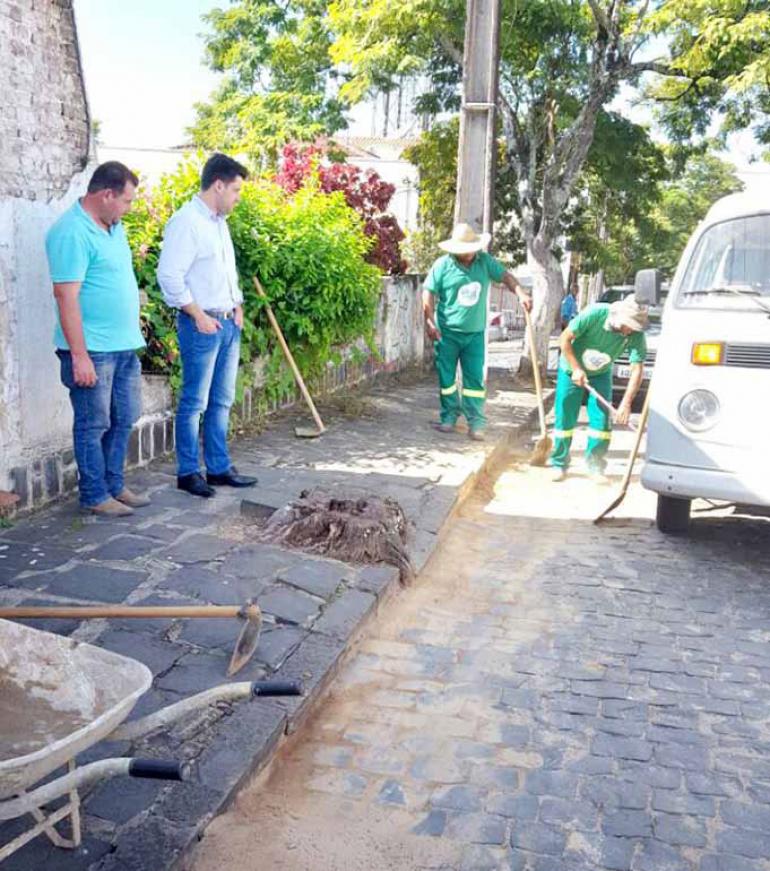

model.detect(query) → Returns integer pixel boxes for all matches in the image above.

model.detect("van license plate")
[616,365,654,380]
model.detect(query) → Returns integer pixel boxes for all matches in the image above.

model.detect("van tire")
[656,495,691,534]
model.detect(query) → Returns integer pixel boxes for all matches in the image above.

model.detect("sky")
[73,0,221,148]
[73,0,770,191]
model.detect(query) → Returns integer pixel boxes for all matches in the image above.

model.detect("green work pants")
[550,366,612,470]
[435,328,486,431]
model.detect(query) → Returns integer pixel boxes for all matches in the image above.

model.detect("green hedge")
[123,157,383,402]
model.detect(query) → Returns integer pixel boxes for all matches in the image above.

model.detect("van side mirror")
[634,269,662,305]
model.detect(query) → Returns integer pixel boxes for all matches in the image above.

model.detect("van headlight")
[678,389,720,432]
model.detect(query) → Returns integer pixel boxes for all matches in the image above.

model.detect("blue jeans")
[57,350,142,507]
[175,313,241,477]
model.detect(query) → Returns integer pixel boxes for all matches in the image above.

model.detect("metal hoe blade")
[227,604,263,676]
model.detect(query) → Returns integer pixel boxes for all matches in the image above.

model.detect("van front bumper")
[642,461,770,507]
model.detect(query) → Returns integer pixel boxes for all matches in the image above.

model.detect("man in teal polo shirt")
[423,223,532,440]
[551,296,648,482]
[45,161,150,517]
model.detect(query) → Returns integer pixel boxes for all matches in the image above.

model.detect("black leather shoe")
[206,467,257,488]
[177,473,216,498]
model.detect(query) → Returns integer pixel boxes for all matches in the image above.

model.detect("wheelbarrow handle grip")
[128,759,191,781]
[251,680,304,697]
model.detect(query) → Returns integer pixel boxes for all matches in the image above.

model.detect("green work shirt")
[424,252,506,333]
[560,303,646,376]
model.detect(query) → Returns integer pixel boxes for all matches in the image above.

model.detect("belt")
[204,308,235,320]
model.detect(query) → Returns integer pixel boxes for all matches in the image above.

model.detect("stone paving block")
[431,785,485,812]
[377,779,406,806]
[92,815,197,871]
[599,835,637,871]
[412,809,447,837]
[716,827,770,859]
[160,564,267,605]
[85,774,164,825]
[618,761,681,789]
[655,743,710,771]
[485,793,537,820]
[191,698,286,805]
[161,533,237,565]
[278,558,351,599]
[217,543,298,580]
[256,583,322,627]
[444,812,507,845]
[631,840,693,871]
[252,625,306,670]
[0,831,112,871]
[524,769,579,799]
[654,813,708,848]
[356,562,400,597]
[40,563,148,603]
[720,800,770,831]
[87,534,164,563]
[510,822,566,855]
[0,540,73,578]
[592,733,653,761]
[602,809,652,838]
[135,523,187,544]
[410,528,438,574]
[459,845,507,871]
[539,797,599,831]
[97,629,183,676]
[313,588,376,639]
[700,855,766,871]
[155,650,241,695]
[652,790,716,817]
[275,632,347,731]
[178,612,246,650]
[581,777,649,810]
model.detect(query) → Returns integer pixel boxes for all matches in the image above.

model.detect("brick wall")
[0,0,89,201]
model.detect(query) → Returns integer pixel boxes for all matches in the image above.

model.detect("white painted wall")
[0,171,92,489]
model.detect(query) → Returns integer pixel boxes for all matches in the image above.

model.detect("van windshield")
[677,214,770,310]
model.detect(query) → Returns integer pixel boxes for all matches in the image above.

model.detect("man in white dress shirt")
[157,153,257,498]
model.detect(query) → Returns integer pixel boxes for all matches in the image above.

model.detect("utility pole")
[454,0,501,236]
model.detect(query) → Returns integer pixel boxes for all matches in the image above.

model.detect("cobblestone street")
[190,426,770,871]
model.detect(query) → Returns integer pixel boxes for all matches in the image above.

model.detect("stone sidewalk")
[0,365,545,871]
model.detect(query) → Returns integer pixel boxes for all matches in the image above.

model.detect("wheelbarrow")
[0,619,302,863]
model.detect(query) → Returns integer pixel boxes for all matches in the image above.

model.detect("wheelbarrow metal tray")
[0,619,152,799]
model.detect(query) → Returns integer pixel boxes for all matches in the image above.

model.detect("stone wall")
[0,0,92,496]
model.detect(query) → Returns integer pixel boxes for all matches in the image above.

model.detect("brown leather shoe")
[87,498,134,517]
[116,488,151,508]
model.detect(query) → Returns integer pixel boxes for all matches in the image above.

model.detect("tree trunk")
[518,237,564,381]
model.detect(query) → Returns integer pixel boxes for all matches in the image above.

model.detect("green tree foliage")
[124,158,382,400]
[650,0,770,145]
[190,1,347,162]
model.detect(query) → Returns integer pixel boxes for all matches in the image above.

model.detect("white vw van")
[641,191,770,533]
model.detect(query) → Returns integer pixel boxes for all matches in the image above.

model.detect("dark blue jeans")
[57,350,142,507]
[175,313,241,477]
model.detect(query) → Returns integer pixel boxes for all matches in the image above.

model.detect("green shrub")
[124,157,382,403]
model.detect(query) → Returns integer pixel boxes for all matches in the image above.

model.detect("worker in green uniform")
[422,223,532,440]
[551,296,648,482]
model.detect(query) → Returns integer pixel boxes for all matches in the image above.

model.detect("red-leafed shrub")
[276,144,407,274]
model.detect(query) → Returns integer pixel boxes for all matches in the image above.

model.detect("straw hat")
[609,296,649,332]
[438,223,491,255]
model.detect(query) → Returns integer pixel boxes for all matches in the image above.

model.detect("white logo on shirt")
[457,281,482,307]
[582,349,612,371]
